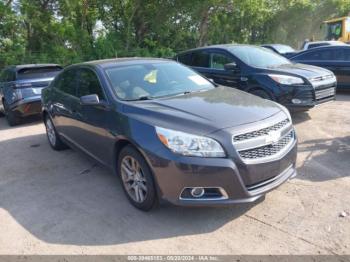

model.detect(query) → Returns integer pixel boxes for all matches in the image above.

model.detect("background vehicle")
[175,44,337,111]
[261,44,296,57]
[0,64,62,125]
[290,45,350,90]
[323,17,350,42]
[42,58,297,211]
[301,40,345,50]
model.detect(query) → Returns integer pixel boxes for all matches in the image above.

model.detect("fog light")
[191,187,205,198]
[292,98,302,104]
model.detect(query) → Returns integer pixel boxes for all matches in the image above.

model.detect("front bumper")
[146,139,297,207]
[277,80,336,110]
[10,96,42,117]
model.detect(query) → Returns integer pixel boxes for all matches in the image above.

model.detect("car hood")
[268,63,333,79]
[122,86,284,135]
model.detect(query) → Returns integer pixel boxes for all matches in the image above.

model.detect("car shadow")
[296,136,350,182]
[0,115,42,131]
[291,111,311,124]
[0,133,257,246]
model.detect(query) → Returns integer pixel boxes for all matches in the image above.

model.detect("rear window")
[17,66,63,80]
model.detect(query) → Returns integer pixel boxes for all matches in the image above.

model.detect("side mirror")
[224,62,238,71]
[80,94,100,105]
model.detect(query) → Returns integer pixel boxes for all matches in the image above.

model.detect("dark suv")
[42,58,297,211]
[0,64,62,125]
[175,45,337,111]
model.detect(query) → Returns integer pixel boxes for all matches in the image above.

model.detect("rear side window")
[55,69,77,96]
[0,69,15,82]
[192,51,210,68]
[76,68,105,100]
[334,48,350,61]
[295,50,333,61]
[177,53,192,65]
[17,66,62,80]
[210,53,233,69]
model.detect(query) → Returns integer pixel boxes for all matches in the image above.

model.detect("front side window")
[228,46,291,68]
[105,62,215,101]
[210,53,233,69]
[77,68,105,100]
[55,69,77,96]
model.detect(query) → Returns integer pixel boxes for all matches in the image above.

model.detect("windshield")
[105,62,215,101]
[229,46,291,68]
[274,45,295,54]
[326,21,343,40]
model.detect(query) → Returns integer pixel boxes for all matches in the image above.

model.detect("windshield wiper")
[125,95,154,101]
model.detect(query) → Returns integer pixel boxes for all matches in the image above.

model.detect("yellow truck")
[323,17,350,42]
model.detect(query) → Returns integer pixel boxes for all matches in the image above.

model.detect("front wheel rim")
[121,156,148,203]
[46,118,56,146]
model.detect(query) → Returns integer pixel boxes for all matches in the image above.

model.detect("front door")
[71,67,114,165]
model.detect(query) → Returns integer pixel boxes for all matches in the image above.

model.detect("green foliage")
[0,0,349,68]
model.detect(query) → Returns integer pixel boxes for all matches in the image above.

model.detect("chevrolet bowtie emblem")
[266,130,281,144]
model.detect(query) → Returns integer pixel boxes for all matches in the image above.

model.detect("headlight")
[155,126,226,157]
[269,74,304,85]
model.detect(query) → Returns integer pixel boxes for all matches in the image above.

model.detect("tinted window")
[177,53,192,65]
[192,51,210,67]
[307,43,329,49]
[55,69,77,96]
[210,53,233,69]
[77,68,105,99]
[0,69,15,82]
[17,66,62,80]
[296,49,333,61]
[334,48,350,61]
[228,46,291,68]
[105,62,214,101]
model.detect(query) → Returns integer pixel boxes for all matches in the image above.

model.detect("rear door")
[49,68,79,141]
[71,67,113,165]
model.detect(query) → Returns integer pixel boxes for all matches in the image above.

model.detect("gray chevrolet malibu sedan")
[42,58,297,211]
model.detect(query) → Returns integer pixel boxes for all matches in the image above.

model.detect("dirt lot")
[0,93,349,255]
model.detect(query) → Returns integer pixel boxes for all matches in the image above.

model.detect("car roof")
[307,41,344,45]
[290,45,350,58]
[177,44,254,55]
[5,64,61,72]
[261,44,290,47]
[81,57,172,68]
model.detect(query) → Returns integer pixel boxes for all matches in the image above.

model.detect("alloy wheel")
[45,118,56,146]
[121,155,148,203]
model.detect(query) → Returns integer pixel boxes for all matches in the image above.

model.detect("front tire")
[118,145,156,211]
[44,115,68,150]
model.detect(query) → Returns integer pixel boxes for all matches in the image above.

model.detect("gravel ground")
[0,93,349,255]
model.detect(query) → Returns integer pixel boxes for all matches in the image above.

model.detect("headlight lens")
[155,126,226,157]
[269,74,304,85]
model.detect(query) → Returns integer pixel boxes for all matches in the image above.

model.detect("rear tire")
[3,100,20,126]
[250,89,273,100]
[44,115,68,150]
[118,145,157,211]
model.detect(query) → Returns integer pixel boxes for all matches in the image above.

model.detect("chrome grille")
[233,119,290,142]
[315,87,335,100]
[238,131,294,160]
